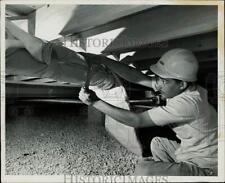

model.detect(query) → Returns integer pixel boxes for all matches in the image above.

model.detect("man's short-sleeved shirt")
[148,85,218,171]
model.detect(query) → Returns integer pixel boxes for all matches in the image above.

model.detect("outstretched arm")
[79,87,156,128]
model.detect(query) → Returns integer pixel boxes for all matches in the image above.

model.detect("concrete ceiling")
[6,4,44,17]
[32,5,157,41]
[5,4,218,89]
[59,5,157,36]
[102,5,217,54]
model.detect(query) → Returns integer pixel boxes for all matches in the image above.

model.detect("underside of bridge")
[4,4,218,176]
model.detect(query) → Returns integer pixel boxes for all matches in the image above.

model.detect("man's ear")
[180,81,188,90]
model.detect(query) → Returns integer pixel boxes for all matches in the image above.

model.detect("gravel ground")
[5,104,139,175]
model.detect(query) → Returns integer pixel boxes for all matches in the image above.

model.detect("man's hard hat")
[150,48,199,82]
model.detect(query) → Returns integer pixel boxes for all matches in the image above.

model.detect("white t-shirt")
[148,85,218,170]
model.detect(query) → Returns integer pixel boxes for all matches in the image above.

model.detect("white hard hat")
[150,48,199,82]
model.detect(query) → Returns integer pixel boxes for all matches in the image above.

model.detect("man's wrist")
[90,99,101,106]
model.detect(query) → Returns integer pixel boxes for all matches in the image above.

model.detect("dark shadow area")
[135,126,181,157]
[103,6,217,54]
[60,5,155,36]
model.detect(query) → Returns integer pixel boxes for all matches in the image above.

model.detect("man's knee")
[150,137,163,154]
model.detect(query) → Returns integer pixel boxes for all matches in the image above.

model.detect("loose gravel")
[5,104,139,175]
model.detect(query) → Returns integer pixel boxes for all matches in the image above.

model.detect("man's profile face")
[155,76,182,99]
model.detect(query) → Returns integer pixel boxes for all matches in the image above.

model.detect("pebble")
[6,110,139,175]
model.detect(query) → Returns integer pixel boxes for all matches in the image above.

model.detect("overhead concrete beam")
[120,31,217,64]
[6,4,44,16]
[60,5,157,36]
[28,12,36,35]
[99,5,217,54]
[35,5,79,40]
[7,16,28,21]
[130,49,217,70]
[34,5,156,41]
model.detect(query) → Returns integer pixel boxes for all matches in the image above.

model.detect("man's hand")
[79,87,100,105]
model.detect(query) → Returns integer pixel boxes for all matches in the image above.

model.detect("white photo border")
[1,0,224,182]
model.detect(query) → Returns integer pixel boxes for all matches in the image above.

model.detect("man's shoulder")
[167,85,205,113]
[175,84,207,102]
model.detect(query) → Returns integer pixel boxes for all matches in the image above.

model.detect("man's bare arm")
[79,87,156,128]
[94,100,156,128]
